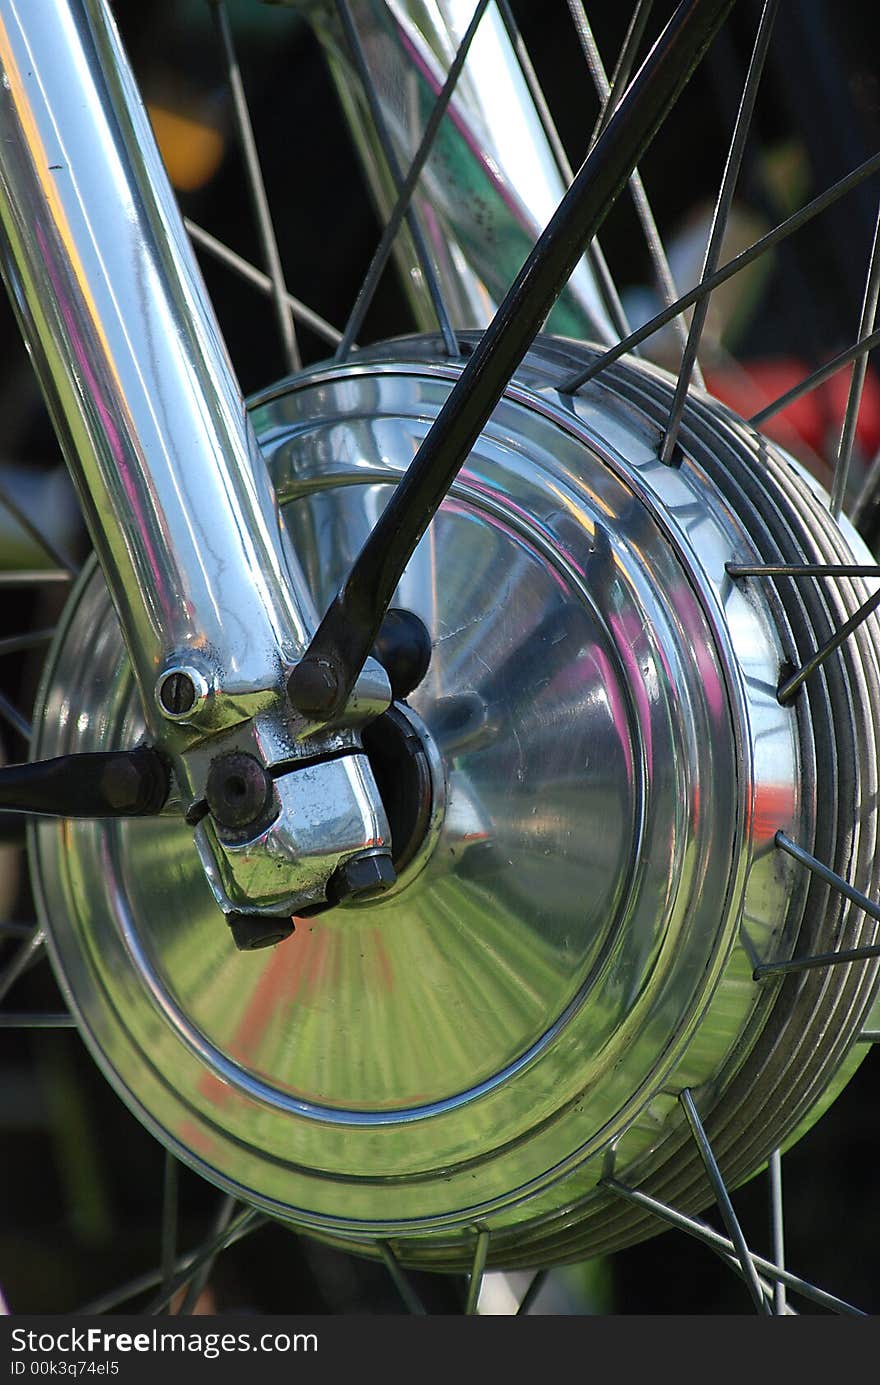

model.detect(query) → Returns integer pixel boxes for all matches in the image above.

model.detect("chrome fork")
[0,0,393,933]
[0,0,631,934]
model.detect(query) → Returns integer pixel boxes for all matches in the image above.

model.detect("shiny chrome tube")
[0,0,316,729]
[0,0,393,918]
[306,0,616,340]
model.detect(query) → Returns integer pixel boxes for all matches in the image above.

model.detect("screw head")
[159,671,195,715]
[156,664,211,722]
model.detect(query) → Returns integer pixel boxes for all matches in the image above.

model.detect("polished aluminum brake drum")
[31,335,880,1270]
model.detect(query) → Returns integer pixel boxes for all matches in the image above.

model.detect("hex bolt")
[155,664,210,722]
[326,849,397,906]
[99,749,169,814]
[205,752,275,832]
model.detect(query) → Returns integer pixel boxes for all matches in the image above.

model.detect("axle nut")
[326,849,397,906]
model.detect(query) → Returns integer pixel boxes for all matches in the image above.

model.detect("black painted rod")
[0,748,169,818]
[289,0,736,720]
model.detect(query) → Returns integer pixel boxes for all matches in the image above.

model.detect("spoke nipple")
[287,657,340,717]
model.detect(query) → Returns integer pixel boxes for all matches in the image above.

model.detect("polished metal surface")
[194,751,391,917]
[32,338,880,1266]
[0,0,394,915]
[0,0,307,720]
[304,0,615,340]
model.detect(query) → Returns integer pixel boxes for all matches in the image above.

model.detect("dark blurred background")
[1,0,879,1315]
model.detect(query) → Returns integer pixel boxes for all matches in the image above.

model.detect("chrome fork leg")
[0,0,392,922]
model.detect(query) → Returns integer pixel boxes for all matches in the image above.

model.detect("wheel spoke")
[605,1178,863,1314]
[776,583,880,703]
[79,1207,265,1315]
[768,1150,786,1316]
[161,1151,179,1297]
[496,0,633,344]
[335,0,492,363]
[773,830,880,928]
[679,1088,769,1313]
[464,1228,490,1315]
[661,0,779,462]
[0,1013,75,1028]
[145,1207,265,1315]
[590,0,656,140]
[0,927,44,1005]
[567,0,697,381]
[0,480,78,576]
[853,448,880,526]
[0,921,37,940]
[754,941,880,980]
[0,571,71,586]
[176,1194,237,1314]
[185,220,343,347]
[0,629,55,657]
[516,1269,548,1315]
[208,0,300,372]
[378,1243,427,1315]
[712,1247,778,1311]
[561,152,880,392]
[728,561,880,577]
[0,693,30,744]
[334,0,459,359]
[289,0,736,722]
[79,1269,166,1318]
[830,199,880,516]
[750,323,880,427]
